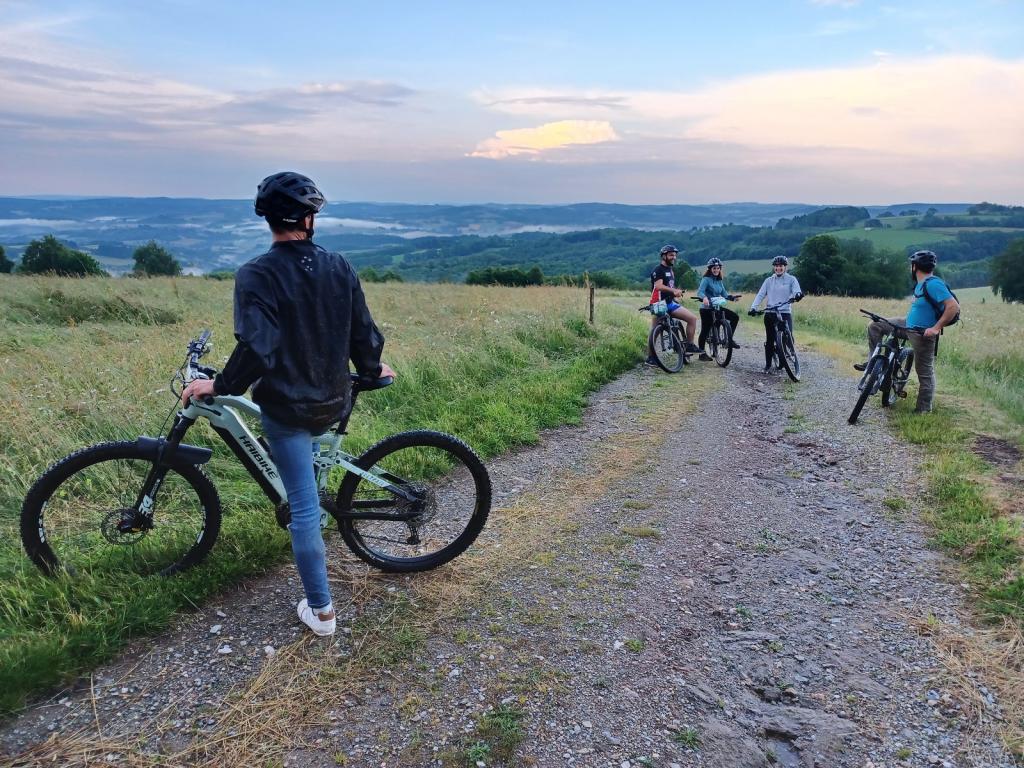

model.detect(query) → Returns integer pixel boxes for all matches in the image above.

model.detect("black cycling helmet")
[660,244,679,256]
[255,172,326,223]
[910,249,938,271]
[706,257,723,268]
[772,255,789,266]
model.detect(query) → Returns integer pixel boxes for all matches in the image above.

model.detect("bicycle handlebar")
[751,301,791,315]
[858,309,927,335]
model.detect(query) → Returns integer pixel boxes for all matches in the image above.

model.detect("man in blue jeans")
[183,171,395,636]
[855,250,959,414]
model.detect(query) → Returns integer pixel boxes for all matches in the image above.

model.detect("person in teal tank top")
[855,250,960,414]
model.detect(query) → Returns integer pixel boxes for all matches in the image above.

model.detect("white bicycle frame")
[179,394,396,527]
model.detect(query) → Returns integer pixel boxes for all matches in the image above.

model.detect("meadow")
[0,275,647,713]
[824,226,956,250]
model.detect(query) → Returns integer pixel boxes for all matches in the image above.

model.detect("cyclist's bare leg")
[670,306,698,343]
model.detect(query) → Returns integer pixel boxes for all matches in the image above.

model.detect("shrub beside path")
[1,342,1017,767]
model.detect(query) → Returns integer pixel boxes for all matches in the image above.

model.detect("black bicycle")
[847,309,923,425]
[21,331,492,577]
[640,303,691,373]
[751,300,801,382]
[693,295,741,368]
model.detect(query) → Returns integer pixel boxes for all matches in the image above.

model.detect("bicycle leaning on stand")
[20,331,492,578]
[847,309,924,425]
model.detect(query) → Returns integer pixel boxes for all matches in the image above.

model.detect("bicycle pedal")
[898,390,908,398]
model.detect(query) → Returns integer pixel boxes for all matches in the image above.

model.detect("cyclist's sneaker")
[699,352,713,362]
[853,362,867,372]
[914,406,932,414]
[644,355,659,367]
[729,341,741,349]
[297,599,336,636]
[684,342,701,354]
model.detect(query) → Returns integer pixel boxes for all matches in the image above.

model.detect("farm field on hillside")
[826,226,955,249]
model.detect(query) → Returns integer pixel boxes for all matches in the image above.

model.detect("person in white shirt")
[748,255,803,373]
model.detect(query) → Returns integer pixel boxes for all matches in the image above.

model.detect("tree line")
[0,236,182,277]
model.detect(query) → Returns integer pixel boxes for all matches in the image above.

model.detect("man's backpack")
[920,276,960,327]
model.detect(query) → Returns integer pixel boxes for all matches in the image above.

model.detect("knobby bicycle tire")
[848,359,882,425]
[20,442,222,577]
[780,329,800,382]
[713,319,732,368]
[649,323,684,373]
[335,430,491,573]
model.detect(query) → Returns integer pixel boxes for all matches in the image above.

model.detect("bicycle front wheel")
[848,359,882,425]
[335,431,491,573]
[20,442,222,577]
[650,323,684,373]
[713,320,733,367]
[780,331,800,382]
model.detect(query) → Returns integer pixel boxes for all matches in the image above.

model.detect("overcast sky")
[1,0,1022,205]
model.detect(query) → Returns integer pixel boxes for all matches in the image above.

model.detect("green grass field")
[0,275,649,714]
[825,226,956,249]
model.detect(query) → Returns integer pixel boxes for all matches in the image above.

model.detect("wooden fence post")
[584,272,594,324]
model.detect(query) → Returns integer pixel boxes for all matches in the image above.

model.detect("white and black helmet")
[772,255,789,266]
[706,258,723,268]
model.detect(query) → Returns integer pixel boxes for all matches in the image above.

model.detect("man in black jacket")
[183,172,394,636]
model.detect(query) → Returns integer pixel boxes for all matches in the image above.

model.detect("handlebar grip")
[202,395,216,406]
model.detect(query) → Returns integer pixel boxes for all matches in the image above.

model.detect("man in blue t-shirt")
[855,250,960,413]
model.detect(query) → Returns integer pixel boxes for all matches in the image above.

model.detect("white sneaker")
[297,599,336,636]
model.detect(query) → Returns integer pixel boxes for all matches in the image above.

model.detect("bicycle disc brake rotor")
[101,509,148,545]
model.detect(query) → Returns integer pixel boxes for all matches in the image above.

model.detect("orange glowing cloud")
[469,119,619,159]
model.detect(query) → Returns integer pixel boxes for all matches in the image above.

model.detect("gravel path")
[1,333,1014,768]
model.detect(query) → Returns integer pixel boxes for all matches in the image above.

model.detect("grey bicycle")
[21,331,491,577]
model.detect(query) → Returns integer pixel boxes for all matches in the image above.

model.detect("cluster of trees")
[463,264,697,290]
[17,235,107,276]
[466,266,545,286]
[992,238,1024,303]
[359,267,404,283]
[1,237,182,277]
[775,206,870,230]
[791,235,906,298]
[910,211,1024,229]
[968,202,1024,215]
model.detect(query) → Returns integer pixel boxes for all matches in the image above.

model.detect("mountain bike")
[751,300,800,382]
[693,295,741,368]
[20,331,492,577]
[847,309,923,425]
[639,302,692,373]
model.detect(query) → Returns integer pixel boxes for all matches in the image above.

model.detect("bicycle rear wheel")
[712,320,733,367]
[848,359,882,425]
[335,430,491,573]
[780,330,800,382]
[20,442,222,577]
[650,323,684,373]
